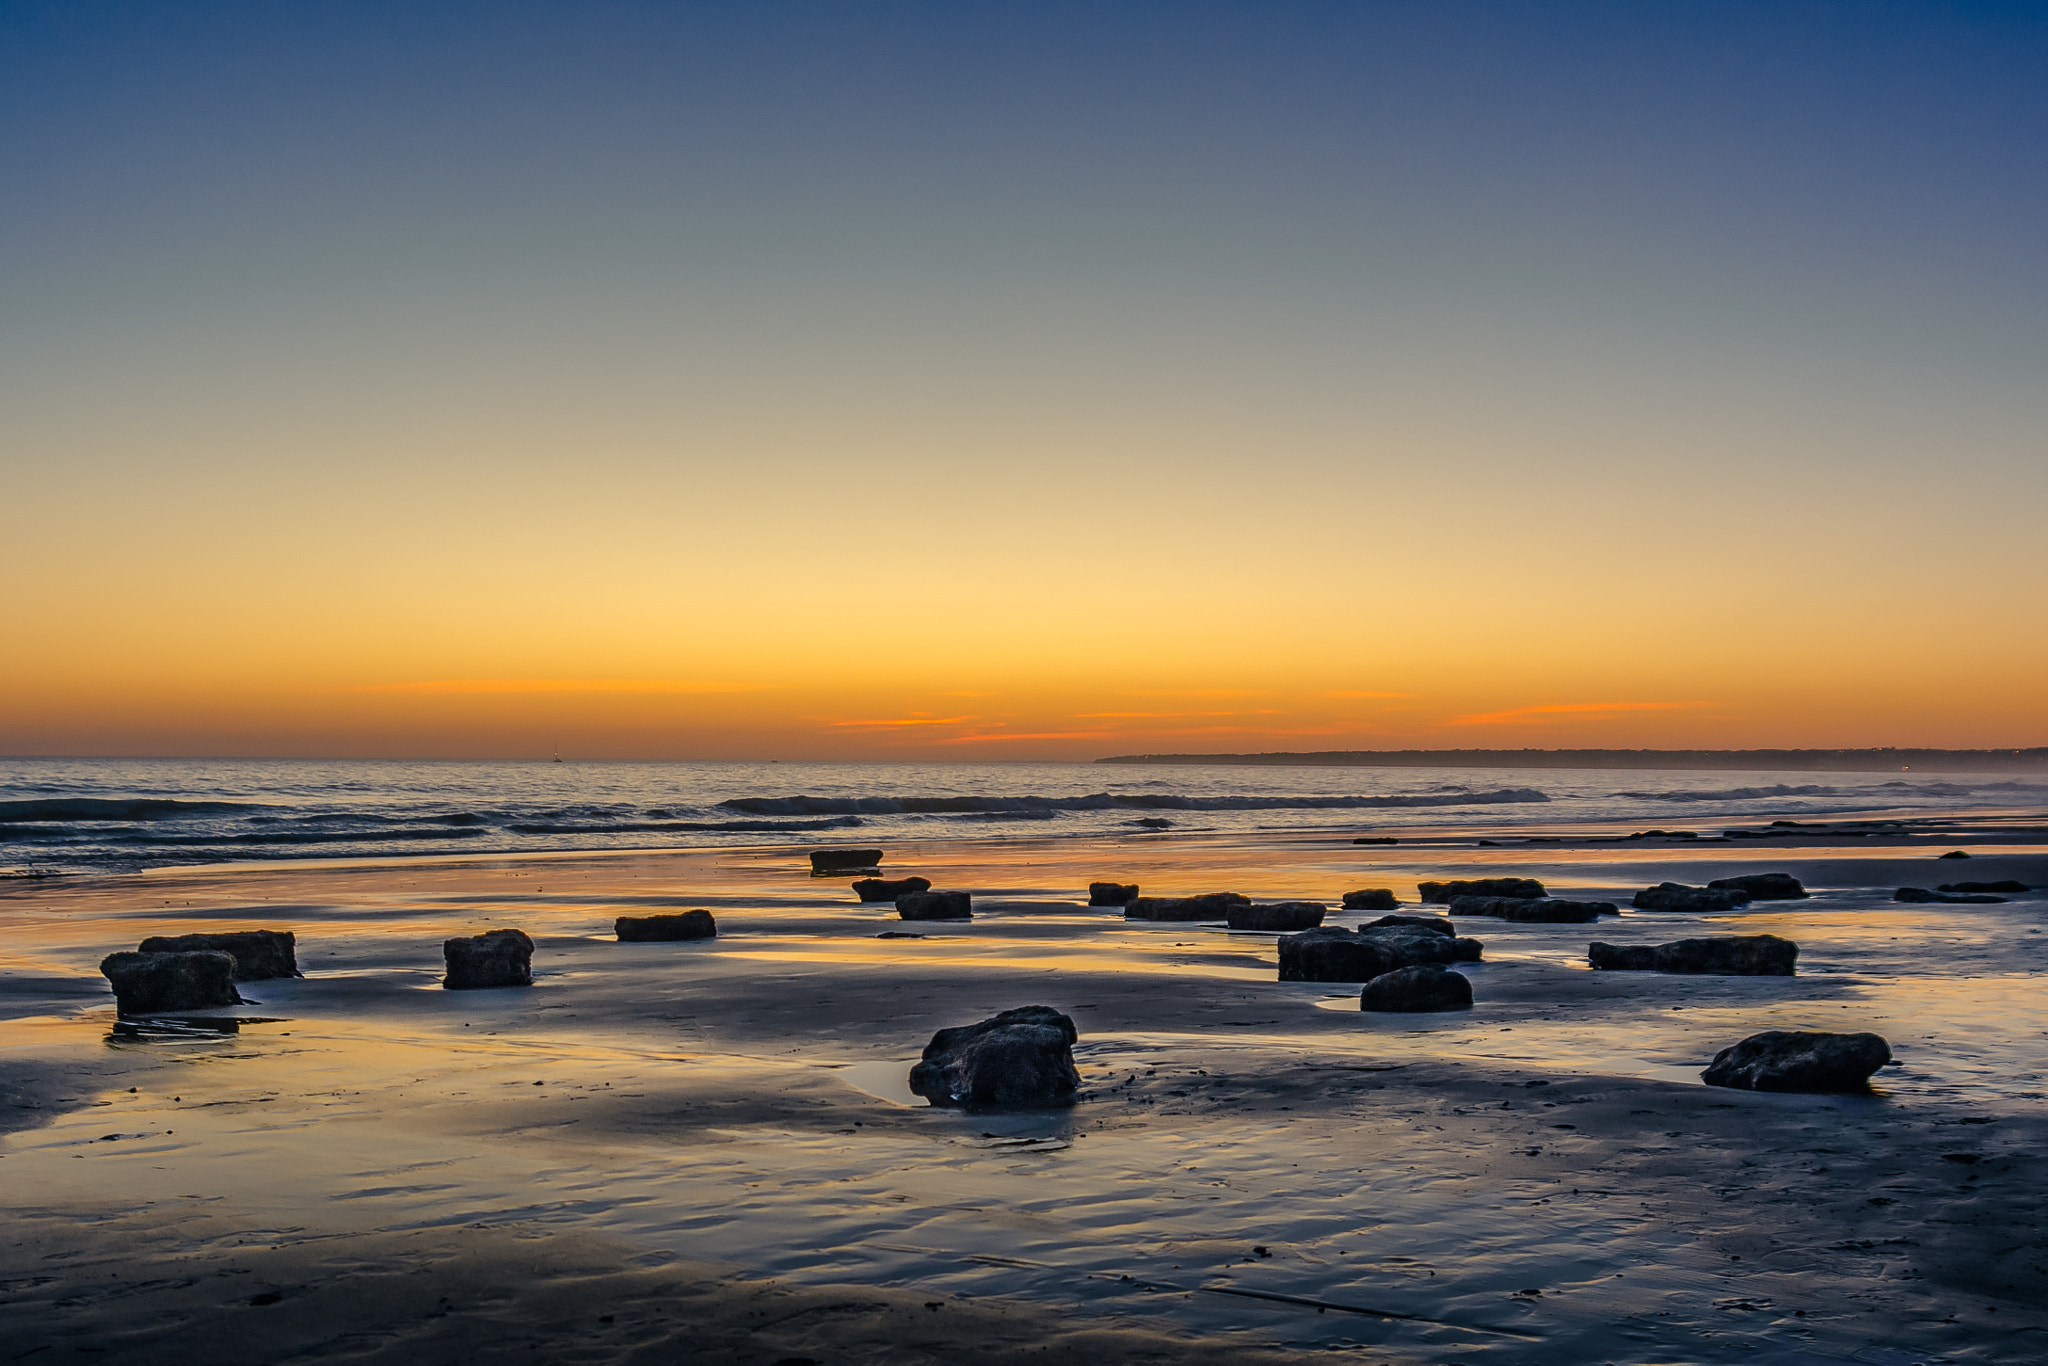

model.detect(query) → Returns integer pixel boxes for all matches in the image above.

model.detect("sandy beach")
[5,814,2047,1363]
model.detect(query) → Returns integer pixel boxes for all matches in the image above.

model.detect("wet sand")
[5,821,2048,1362]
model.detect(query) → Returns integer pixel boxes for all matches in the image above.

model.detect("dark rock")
[1341,888,1399,911]
[135,930,299,980]
[1352,836,1399,845]
[1135,817,1173,829]
[1450,895,1613,923]
[1226,901,1327,932]
[1625,829,1699,841]
[908,1005,1079,1111]
[811,848,883,874]
[1449,936,1486,962]
[1587,942,1659,971]
[1418,877,1544,904]
[1088,881,1140,906]
[875,931,925,939]
[853,876,931,902]
[1125,892,1250,922]
[1701,1030,1891,1093]
[1590,934,1797,975]
[443,929,534,989]
[99,951,244,1015]
[1938,850,1971,859]
[615,911,717,941]
[898,891,973,920]
[1361,964,1472,1012]
[1278,924,1471,982]
[1707,872,1809,900]
[1633,882,1752,912]
[1360,914,1455,937]
[1940,880,2030,894]
[1894,887,2004,904]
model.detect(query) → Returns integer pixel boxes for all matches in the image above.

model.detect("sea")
[5,756,2045,877]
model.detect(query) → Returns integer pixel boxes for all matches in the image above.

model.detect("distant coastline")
[1094,747,2048,773]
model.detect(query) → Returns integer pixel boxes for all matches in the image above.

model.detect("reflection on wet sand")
[3,822,2047,1362]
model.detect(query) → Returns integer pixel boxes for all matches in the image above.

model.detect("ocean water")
[4,757,2044,875]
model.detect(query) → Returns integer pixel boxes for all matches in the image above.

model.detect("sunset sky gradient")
[4,1,2044,760]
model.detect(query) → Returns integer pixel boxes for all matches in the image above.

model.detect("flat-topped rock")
[1088,881,1139,906]
[1360,914,1455,937]
[852,876,930,902]
[1940,880,2030,894]
[1341,888,1399,911]
[810,848,883,874]
[1226,901,1327,932]
[443,928,534,989]
[898,890,973,920]
[1633,882,1752,912]
[1418,877,1544,904]
[1702,1030,1891,1093]
[1278,924,1477,982]
[135,930,299,980]
[615,911,717,941]
[1450,895,1614,923]
[1707,872,1808,900]
[908,1005,1079,1111]
[1361,964,1472,1012]
[100,950,245,1015]
[1125,892,1249,922]
[1590,934,1797,976]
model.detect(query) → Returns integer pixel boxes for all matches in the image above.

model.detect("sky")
[3,1,2044,761]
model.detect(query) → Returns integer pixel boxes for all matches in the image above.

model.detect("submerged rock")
[1939,880,2030,894]
[1125,892,1250,922]
[615,911,717,941]
[1088,881,1140,906]
[100,951,244,1015]
[852,876,931,902]
[135,930,299,980]
[1894,887,2004,904]
[1589,934,1797,976]
[1361,964,1472,1013]
[908,1005,1080,1111]
[1341,888,1399,911]
[1418,877,1544,904]
[898,890,973,920]
[1226,901,1327,932]
[1451,895,1615,923]
[1360,914,1456,937]
[1632,882,1752,912]
[1707,872,1809,900]
[811,848,883,874]
[1701,1030,1891,1092]
[443,929,534,989]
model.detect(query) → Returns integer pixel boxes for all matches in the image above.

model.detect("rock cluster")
[443,928,534,989]
[99,950,245,1015]
[908,1005,1080,1111]
[1088,881,1140,906]
[1632,882,1752,912]
[1278,922,1481,984]
[1418,877,1544,904]
[135,930,299,980]
[615,911,717,941]
[1450,895,1616,923]
[852,876,930,902]
[1124,892,1250,922]
[1701,1030,1891,1092]
[898,890,973,920]
[1340,888,1399,911]
[1226,901,1327,932]
[1588,934,1798,976]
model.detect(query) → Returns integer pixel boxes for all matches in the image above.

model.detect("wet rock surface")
[1589,934,1798,976]
[1895,887,2005,904]
[1706,872,1808,900]
[1633,882,1753,912]
[1358,913,1456,937]
[907,1004,1080,1111]
[851,876,931,902]
[1419,877,1545,904]
[1087,881,1139,906]
[1451,895,1615,923]
[1124,892,1250,922]
[1277,924,1474,982]
[1340,888,1399,911]
[897,891,973,920]
[614,911,717,941]
[810,848,883,874]
[442,928,534,989]
[134,930,299,980]
[99,950,245,1015]
[1939,880,2030,894]
[1701,1030,1891,1092]
[1225,901,1327,932]
[1361,964,1472,1012]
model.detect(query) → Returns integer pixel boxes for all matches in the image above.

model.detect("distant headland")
[1094,748,2048,773]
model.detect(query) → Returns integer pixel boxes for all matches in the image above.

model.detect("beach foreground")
[5,819,2048,1363]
